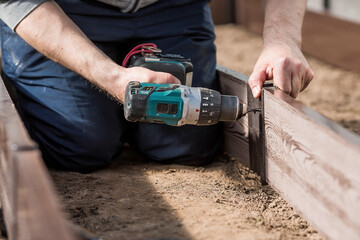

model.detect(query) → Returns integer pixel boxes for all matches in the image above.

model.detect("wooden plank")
[302,11,360,73]
[0,74,78,240]
[209,0,235,24]
[218,65,250,168]
[0,120,16,240]
[218,65,268,179]
[247,87,265,181]
[263,88,360,240]
[0,77,26,240]
[15,151,76,240]
[218,66,360,239]
[234,0,247,25]
[234,0,264,33]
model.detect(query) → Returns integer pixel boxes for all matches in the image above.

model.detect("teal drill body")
[124,81,245,126]
[139,83,183,126]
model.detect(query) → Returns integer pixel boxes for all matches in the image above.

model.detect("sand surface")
[49,25,360,240]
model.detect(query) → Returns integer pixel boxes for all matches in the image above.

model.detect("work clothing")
[0,0,48,30]
[0,0,222,172]
[1,0,160,30]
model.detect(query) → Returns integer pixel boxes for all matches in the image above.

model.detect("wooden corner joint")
[247,84,274,184]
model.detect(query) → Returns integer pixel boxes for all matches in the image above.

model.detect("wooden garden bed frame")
[1,66,360,239]
[219,65,360,240]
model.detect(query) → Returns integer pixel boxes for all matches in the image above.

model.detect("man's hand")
[249,42,313,98]
[15,1,179,103]
[248,0,314,98]
[111,67,180,102]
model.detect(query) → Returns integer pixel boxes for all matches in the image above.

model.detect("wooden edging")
[218,65,360,240]
[218,65,266,180]
[0,74,78,240]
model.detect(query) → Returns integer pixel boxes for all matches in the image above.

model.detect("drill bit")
[237,101,261,119]
[245,108,261,114]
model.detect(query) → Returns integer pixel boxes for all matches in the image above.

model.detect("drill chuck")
[219,95,245,122]
[194,89,243,125]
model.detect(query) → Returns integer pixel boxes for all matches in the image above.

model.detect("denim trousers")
[0,0,222,172]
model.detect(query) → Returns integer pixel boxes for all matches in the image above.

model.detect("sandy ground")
[45,24,360,240]
[51,147,320,240]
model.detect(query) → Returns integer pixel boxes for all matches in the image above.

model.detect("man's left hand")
[248,42,314,98]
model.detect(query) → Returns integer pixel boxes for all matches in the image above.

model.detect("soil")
[51,148,319,240]
[49,24,360,240]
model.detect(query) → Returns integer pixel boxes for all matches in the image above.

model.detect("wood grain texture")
[0,76,28,240]
[263,88,360,240]
[217,65,250,167]
[16,151,76,240]
[0,75,78,240]
[217,66,360,239]
[0,120,16,240]
[247,86,265,181]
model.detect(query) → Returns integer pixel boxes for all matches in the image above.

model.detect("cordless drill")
[122,43,250,126]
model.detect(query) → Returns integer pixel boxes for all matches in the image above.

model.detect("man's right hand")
[112,67,180,103]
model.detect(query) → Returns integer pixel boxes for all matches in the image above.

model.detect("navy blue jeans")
[0,0,222,172]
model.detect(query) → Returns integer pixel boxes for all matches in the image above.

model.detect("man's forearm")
[248,0,313,98]
[15,1,125,101]
[263,0,306,48]
[14,0,179,102]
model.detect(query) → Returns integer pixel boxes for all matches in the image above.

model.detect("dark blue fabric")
[0,0,222,172]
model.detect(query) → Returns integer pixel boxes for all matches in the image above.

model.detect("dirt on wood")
[49,24,360,240]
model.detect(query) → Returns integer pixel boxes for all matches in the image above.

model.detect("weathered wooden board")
[218,65,360,239]
[263,88,360,240]
[0,119,16,240]
[0,74,32,240]
[209,0,235,24]
[247,86,265,181]
[15,151,76,240]
[0,74,78,240]
[302,11,360,73]
[218,65,250,167]
[234,0,264,33]
[218,65,267,180]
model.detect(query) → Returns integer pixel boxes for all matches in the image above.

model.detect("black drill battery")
[127,53,193,86]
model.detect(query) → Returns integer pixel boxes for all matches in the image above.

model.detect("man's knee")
[132,123,223,166]
[41,130,123,173]
[18,99,125,173]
